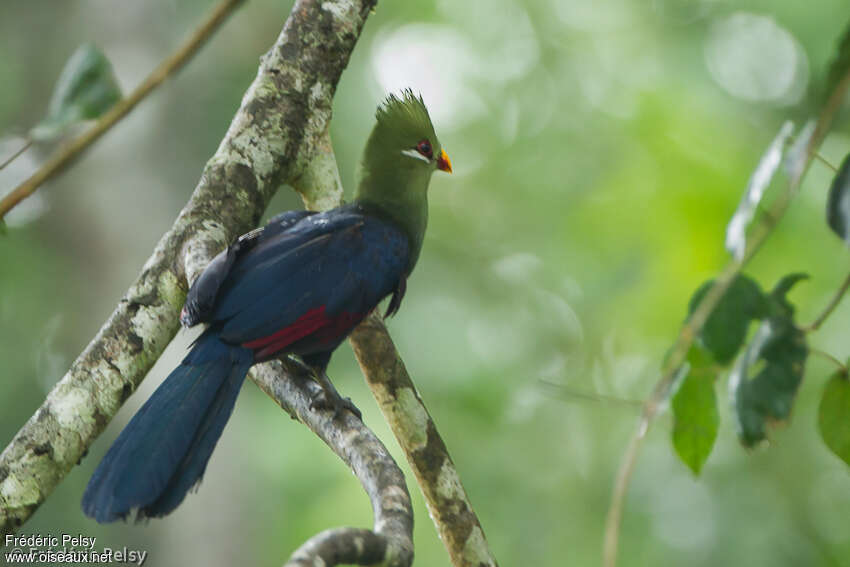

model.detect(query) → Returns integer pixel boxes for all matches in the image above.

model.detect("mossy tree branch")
[350,317,500,567]
[0,0,380,548]
[290,118,500,567]
[253,361,414,567]
[0,1,499,565]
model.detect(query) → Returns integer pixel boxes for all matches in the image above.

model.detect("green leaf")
[30,44,121,141]
[688,274,768,364]
[0,219,6,236]
[826,153,850,246]
[725,121,793,260]
[769,272,809,315]
[672,346,719,475]
[818,370,850,467]
[729,275,808,448]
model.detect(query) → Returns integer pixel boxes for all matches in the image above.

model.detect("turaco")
[82,90,451,522]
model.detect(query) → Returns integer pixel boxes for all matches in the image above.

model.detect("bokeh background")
[2,0,850,565]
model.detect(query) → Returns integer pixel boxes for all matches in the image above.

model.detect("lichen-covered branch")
[0,0,377,535]
[252,361,414,567]
[350,317,499,567]
[290,126,500,567]
[291,124,345,212]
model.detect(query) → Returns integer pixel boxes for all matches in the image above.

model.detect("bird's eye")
[416,139,433,159]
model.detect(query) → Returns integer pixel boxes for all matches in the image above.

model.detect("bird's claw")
[310,391,362,420]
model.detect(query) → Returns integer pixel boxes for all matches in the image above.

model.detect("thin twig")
[802,271,850,332]
[603,416,648,567]
[602,67,850,567]
[809,347,847,371]
[538,378,643,409]
[0,139,32,171]
[791,131,840,172]
[0,0,245,220]
[814,151,838,172]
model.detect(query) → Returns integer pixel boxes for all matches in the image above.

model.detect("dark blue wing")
[180,210,317,326]
[207,205,409,358]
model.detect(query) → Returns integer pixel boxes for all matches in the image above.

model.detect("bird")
[81,90,451,522]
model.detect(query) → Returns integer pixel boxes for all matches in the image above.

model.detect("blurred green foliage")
[3,0,850,565]
[819,370,850,468]
[30,43,122,142]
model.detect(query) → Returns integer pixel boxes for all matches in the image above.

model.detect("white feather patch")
[401,148,430,163]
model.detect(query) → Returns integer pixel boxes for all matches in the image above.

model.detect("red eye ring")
[416,139,433,159]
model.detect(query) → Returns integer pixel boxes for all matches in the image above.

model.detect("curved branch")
[0,0,377,536]
[288,112,500,567]
[252,361,414,567]
[0,0,246,220]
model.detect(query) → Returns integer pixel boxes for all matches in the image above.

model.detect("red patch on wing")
[242,306,365,359]
[313,311,363,343]
[243,306,328,354]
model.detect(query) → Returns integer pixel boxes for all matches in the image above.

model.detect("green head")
[355,90,451,270]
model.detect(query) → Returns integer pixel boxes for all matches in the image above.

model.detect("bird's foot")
[309,390,362,420]
[281,356,315,379]
[311,369,362,420]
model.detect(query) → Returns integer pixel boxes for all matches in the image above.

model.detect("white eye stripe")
[401,148,430,163]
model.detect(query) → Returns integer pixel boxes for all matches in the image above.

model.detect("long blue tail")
[82,333,253,522]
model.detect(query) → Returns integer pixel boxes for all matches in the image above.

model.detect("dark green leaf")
[0,219,6,236]
[688,275,768,364]
[769,272,809,315]
[730,275,808,447]
[826,153,850,246]
[672,345,719,475]
[818,371,850,467]
[725,121,793,260]
[30,44,121,141]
